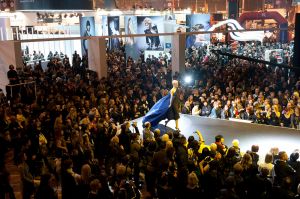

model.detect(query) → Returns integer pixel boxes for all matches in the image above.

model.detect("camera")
[204,156,211,162]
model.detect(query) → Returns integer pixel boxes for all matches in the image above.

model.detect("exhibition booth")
[0,9,293,60]
[0,8,295,93]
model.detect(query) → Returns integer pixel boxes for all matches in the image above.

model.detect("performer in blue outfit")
[142,80,180,130]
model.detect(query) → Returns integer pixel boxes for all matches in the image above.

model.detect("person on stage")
[142,80,181,131]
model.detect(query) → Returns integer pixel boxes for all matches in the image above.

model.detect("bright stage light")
[184,76,192,84]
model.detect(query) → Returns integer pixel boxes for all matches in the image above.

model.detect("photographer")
[199,152,223,198]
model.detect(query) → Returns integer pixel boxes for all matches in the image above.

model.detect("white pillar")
[88,37,107,78]
[171,33,186,74]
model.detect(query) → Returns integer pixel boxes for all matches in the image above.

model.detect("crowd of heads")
[184,41,299,129]
[0,39,299,198]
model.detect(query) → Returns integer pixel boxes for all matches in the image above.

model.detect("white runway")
[133,114,300,161]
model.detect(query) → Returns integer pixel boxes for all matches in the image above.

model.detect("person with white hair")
[164,80,181,130]
[142,80,181,130]
[143,17,161,50]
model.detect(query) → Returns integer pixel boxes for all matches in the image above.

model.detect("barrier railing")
[6,81,37,101]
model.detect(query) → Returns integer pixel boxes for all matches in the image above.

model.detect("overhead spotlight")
[64,13,68,18]
[184,76,192,84]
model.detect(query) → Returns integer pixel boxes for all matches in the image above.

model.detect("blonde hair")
[81,164,91,183]
[172,80,179,87]
[162,134,170,142]
[111,136,119,144]
[143,17,152,25]
[166,140,173,149]
[232,139,239,147]
[188,172,199,187]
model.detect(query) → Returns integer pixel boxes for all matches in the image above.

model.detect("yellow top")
[171,87,177,95]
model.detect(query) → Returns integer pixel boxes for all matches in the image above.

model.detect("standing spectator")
[259,153,274,177]
[0,170,16,199]
[19,152,36,199]
[118,122,132,154]
[61,159,78,199]
[274,151,296,186]
[35,173,58,199]
[7,65,19,85]
[215,135,227,156]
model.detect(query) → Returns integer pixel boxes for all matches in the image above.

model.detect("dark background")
[15,0,93,10]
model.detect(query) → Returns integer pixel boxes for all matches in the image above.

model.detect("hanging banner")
[136,16,165,51]
[186,14,211,48]
[124,16,138,60]
[80,16,95,56]
[108,16,120,50]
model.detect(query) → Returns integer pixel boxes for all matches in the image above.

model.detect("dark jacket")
[61,171,78,199]
[201,105,211,117]
[274,160,296,185]
[152,149,169,173]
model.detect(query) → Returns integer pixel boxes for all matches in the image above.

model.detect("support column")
[0,41,22,94]
[171,33,185,74]
[88,37,107,79]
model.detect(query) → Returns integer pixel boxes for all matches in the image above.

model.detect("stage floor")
[133,114,300,160]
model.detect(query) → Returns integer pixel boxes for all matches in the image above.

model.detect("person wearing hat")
[83,20,92,55]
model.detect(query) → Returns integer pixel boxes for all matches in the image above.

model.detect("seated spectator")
[191,104,201,116]
[182,101,192,114]
[201,101,211,117]
[210,101,222,119]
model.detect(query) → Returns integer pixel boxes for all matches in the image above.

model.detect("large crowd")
[0,40,299,199]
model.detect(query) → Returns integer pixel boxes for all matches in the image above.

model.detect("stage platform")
[132,114,300,160]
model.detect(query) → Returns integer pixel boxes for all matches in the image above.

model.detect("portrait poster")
[124,16,139,60]
[136,16,164,51]
[107,16,120,50]
[102,16,108,36]
[80,16,95,56]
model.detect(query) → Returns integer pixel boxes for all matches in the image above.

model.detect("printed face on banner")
[136,16,164,51]
[186,14,211,48]
[124,16,139,60]
[80,16,95,56]
[108,16,120,50]
[125,16,137,46]
[102,16,108,36]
